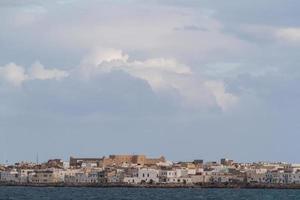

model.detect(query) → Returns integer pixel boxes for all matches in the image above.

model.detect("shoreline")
[1,183,300,189]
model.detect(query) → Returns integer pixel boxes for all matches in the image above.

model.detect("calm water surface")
[0,187,300,200]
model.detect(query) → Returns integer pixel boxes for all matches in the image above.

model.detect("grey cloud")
[174,25,208,32]
[0,70,179,117]
[1,0,300,163]
[0,0,41,7]
[156,0,300,26]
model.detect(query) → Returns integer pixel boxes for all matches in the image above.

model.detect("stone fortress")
[70,154,166,168]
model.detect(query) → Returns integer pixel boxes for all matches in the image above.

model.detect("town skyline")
[1,153,299,166]
[2,153,300,187]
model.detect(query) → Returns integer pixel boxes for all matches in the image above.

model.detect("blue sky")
[0,0,300,163]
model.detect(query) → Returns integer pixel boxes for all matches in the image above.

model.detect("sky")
[0,0,300,164]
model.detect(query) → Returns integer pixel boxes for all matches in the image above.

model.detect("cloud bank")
[0,62,68,87]
[0,48,238,111]
[1,0,300,163]
[80,48,238,111]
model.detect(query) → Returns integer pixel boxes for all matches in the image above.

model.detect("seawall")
[1,182,300,189]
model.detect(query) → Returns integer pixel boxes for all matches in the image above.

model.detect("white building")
[138,168,159,183]
[159,169,178,182]
[159,168,189,183]
[18,169,35,183]
[291,172,300,184]
[246,169,267,183]
[187,168,196,175]
[0,169,18,183]
[124,168,159,184]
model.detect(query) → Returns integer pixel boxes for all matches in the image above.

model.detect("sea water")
[0,187,300,200]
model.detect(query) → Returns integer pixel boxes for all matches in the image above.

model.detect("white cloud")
[240,25,300,45]
[29,62,69,80]
[0,63,28,86]
[0,62,68,86]
[0,49,238,111]
[125,58,192,90]
[80,48,238,111]
[276,27,300,43]
[81,48,129,67]
[204,80,238,111]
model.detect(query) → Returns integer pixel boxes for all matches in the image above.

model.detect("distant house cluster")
[1,155,300,185]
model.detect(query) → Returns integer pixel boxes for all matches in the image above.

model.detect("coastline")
[1,183,300,189]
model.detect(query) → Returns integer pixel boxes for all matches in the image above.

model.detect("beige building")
[29,169,65,184]
[70,155,165,168]
[101,155,165,167]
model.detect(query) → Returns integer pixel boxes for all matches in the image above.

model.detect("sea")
[0,187,300,200]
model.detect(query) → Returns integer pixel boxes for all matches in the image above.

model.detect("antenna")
[36,153,39,164]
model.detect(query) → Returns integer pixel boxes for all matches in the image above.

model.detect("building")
[70,155,166,168]
[0,169,18,183]
[159,169,178,182]
[65,171,98,184]
[138,168,159,183]
[29,169,65,184]
[18,169,35,183]
[70,157,102,168]
[124,168,159,184]
[98,169,118,183]
[101,155,165,167]
[246,169,267,183]
[221,158,234,166]
[191,174,205,183]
